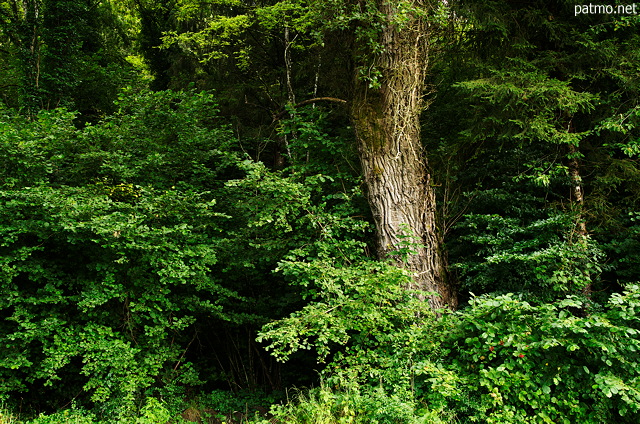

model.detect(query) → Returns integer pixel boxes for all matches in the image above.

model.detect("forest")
[0,0,639,422]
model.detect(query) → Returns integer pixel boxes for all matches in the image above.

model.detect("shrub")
[418,285,640,423]
[249,383,448,424]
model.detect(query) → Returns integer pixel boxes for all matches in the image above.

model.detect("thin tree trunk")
[568,143,587,235]
[567,142,592,298]
[350,1,456,310]
[11,0,42,115]
[283,25,296,159]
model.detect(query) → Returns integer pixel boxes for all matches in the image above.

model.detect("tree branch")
[273,97,347,121]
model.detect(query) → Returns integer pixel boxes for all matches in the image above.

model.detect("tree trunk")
[567,142,592,298]
[10,0,43,115]
[350,1,456,310]
[568,143,587,235]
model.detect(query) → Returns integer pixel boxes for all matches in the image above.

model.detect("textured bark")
[350,1,456,310]
[568,142,592,298]
[568,144,587,235]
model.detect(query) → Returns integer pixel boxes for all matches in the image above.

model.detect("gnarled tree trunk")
[350,1,456,310]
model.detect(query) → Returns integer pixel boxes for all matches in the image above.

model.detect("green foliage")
[0,87,372,415]
[431,0,640,299]
[0,184,228,413]
[25,408,96,424]
[0,89,240,416]
[451,205,603,300]
[0,108,78,188]
[0,88,237,189]
[0,403,19,424]
[1,398,175,424]
[79,88,240,190]
[163,0,321,64]
[278,106,359,181]
[258,258,425,363]
[309,0,450,89]
[436,286,640,423]
[2,1,640,422]
[599,211,640,283]
[455,60,597,146]
[271,284,640,423]
[250,383,447,424]
[0,0,137,115]
[257,247,640,423]
[255,241,453,420]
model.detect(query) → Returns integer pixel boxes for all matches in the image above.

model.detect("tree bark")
[350,1,456,310]
[568,143,587,236]
[567,142,592,298]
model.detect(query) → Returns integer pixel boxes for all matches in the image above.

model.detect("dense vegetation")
[0,0,639,422]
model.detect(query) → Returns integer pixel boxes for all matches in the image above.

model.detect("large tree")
[347,0,455,309]
[163,0,458,310]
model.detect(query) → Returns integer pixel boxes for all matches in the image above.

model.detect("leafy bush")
[450,192,603,301]
[0,90,242,417]
[257,244,640,423]
[0,185,228,415]
[25,409,96,424]
[250,383,447,424]
[0,88,370,417]
[417,285,640,423]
